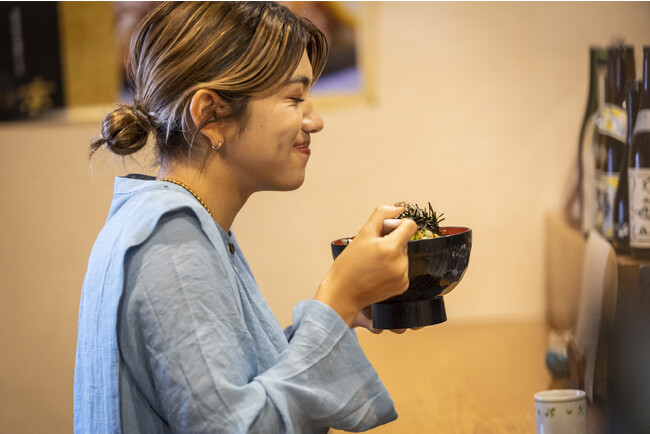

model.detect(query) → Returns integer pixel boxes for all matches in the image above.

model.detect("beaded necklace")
[156,178,237,254]
[156,178,213,219]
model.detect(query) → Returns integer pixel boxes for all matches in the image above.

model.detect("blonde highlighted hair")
[91,1,327,164]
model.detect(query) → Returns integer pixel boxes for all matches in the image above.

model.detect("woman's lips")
[294,143,311,156]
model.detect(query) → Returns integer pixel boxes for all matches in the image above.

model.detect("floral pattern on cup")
[534,389,587,434]
[537,403,584,418]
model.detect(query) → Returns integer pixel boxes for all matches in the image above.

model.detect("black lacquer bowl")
[331,227,472,329]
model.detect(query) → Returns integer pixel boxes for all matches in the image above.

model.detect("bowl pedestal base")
[372,296,447,329]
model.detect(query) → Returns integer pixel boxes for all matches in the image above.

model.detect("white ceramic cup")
[534,389,587,434]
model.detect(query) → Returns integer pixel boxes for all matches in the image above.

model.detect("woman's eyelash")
[291,97,305,103]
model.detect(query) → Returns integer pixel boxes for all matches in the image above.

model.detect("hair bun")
[90,104,151,156]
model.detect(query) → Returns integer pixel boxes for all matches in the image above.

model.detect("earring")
[211,141,223,151]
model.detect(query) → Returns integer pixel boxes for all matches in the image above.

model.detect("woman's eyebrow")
[286,75,312,88]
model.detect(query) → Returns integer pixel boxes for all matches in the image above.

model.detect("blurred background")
[2,2,650,432]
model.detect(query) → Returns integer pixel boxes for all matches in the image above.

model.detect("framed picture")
[0,2,65,121]
[1,2,120,122]
[281,1,377,106]
[0,2,376,122]
[111,1,377,107]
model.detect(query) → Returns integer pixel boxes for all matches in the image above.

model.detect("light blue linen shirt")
[74,175,397,433]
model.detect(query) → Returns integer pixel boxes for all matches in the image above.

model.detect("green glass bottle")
[595,45,635,241]
[580,47,609,236]
[629,46,650,260]
[613,80,640,254]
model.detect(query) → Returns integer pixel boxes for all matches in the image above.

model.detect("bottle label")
[633,109,650,136]
[596,170,619,240]
[597,104,627,143]
[629,168,650,248]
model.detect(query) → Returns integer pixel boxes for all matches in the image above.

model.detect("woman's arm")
[118,211,396,433]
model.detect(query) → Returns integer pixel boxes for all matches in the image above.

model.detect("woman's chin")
[258,173,306,193]
[279,177,306,191]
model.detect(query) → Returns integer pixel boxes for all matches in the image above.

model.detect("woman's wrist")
[314,279,359,327]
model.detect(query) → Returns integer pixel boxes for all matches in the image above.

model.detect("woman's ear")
[189,89,226,146]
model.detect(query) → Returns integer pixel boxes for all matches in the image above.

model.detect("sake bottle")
[580,48,609,236]
[613,80,640,254]
[595,45,635,241]
[629,46,650,260]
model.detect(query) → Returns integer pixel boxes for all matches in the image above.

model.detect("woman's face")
[223,51,324,194]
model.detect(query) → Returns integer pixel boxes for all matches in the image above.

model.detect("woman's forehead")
[287,52,313,85]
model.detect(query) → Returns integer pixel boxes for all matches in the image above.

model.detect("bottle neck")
[587,48,608,116]
[597,64,607,109]
[627,81,640,146]
[607,46,635,106]
[642,48,650,109]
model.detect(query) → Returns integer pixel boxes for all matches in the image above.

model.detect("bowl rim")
[331,226,471,246]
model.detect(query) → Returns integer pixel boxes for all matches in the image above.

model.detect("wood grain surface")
[333,320,554,433]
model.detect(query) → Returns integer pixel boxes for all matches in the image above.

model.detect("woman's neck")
[157,161,249,232]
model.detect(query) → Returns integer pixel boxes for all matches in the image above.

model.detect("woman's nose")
[302,102,324,134]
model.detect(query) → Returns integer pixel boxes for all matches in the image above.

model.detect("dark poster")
[0,2,64,120]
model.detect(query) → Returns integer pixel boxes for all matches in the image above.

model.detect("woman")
[74,2,416,433]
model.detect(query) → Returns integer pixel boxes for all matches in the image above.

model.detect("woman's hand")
[315,205,417,327]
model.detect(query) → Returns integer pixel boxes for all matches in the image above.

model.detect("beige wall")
[2,2,650,432]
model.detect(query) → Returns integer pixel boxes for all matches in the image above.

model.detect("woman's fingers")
[386,327,423,334]
[381,218,402,235]
[384,217,417,245]
[317,203,418,327]
[358,204,408,237]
